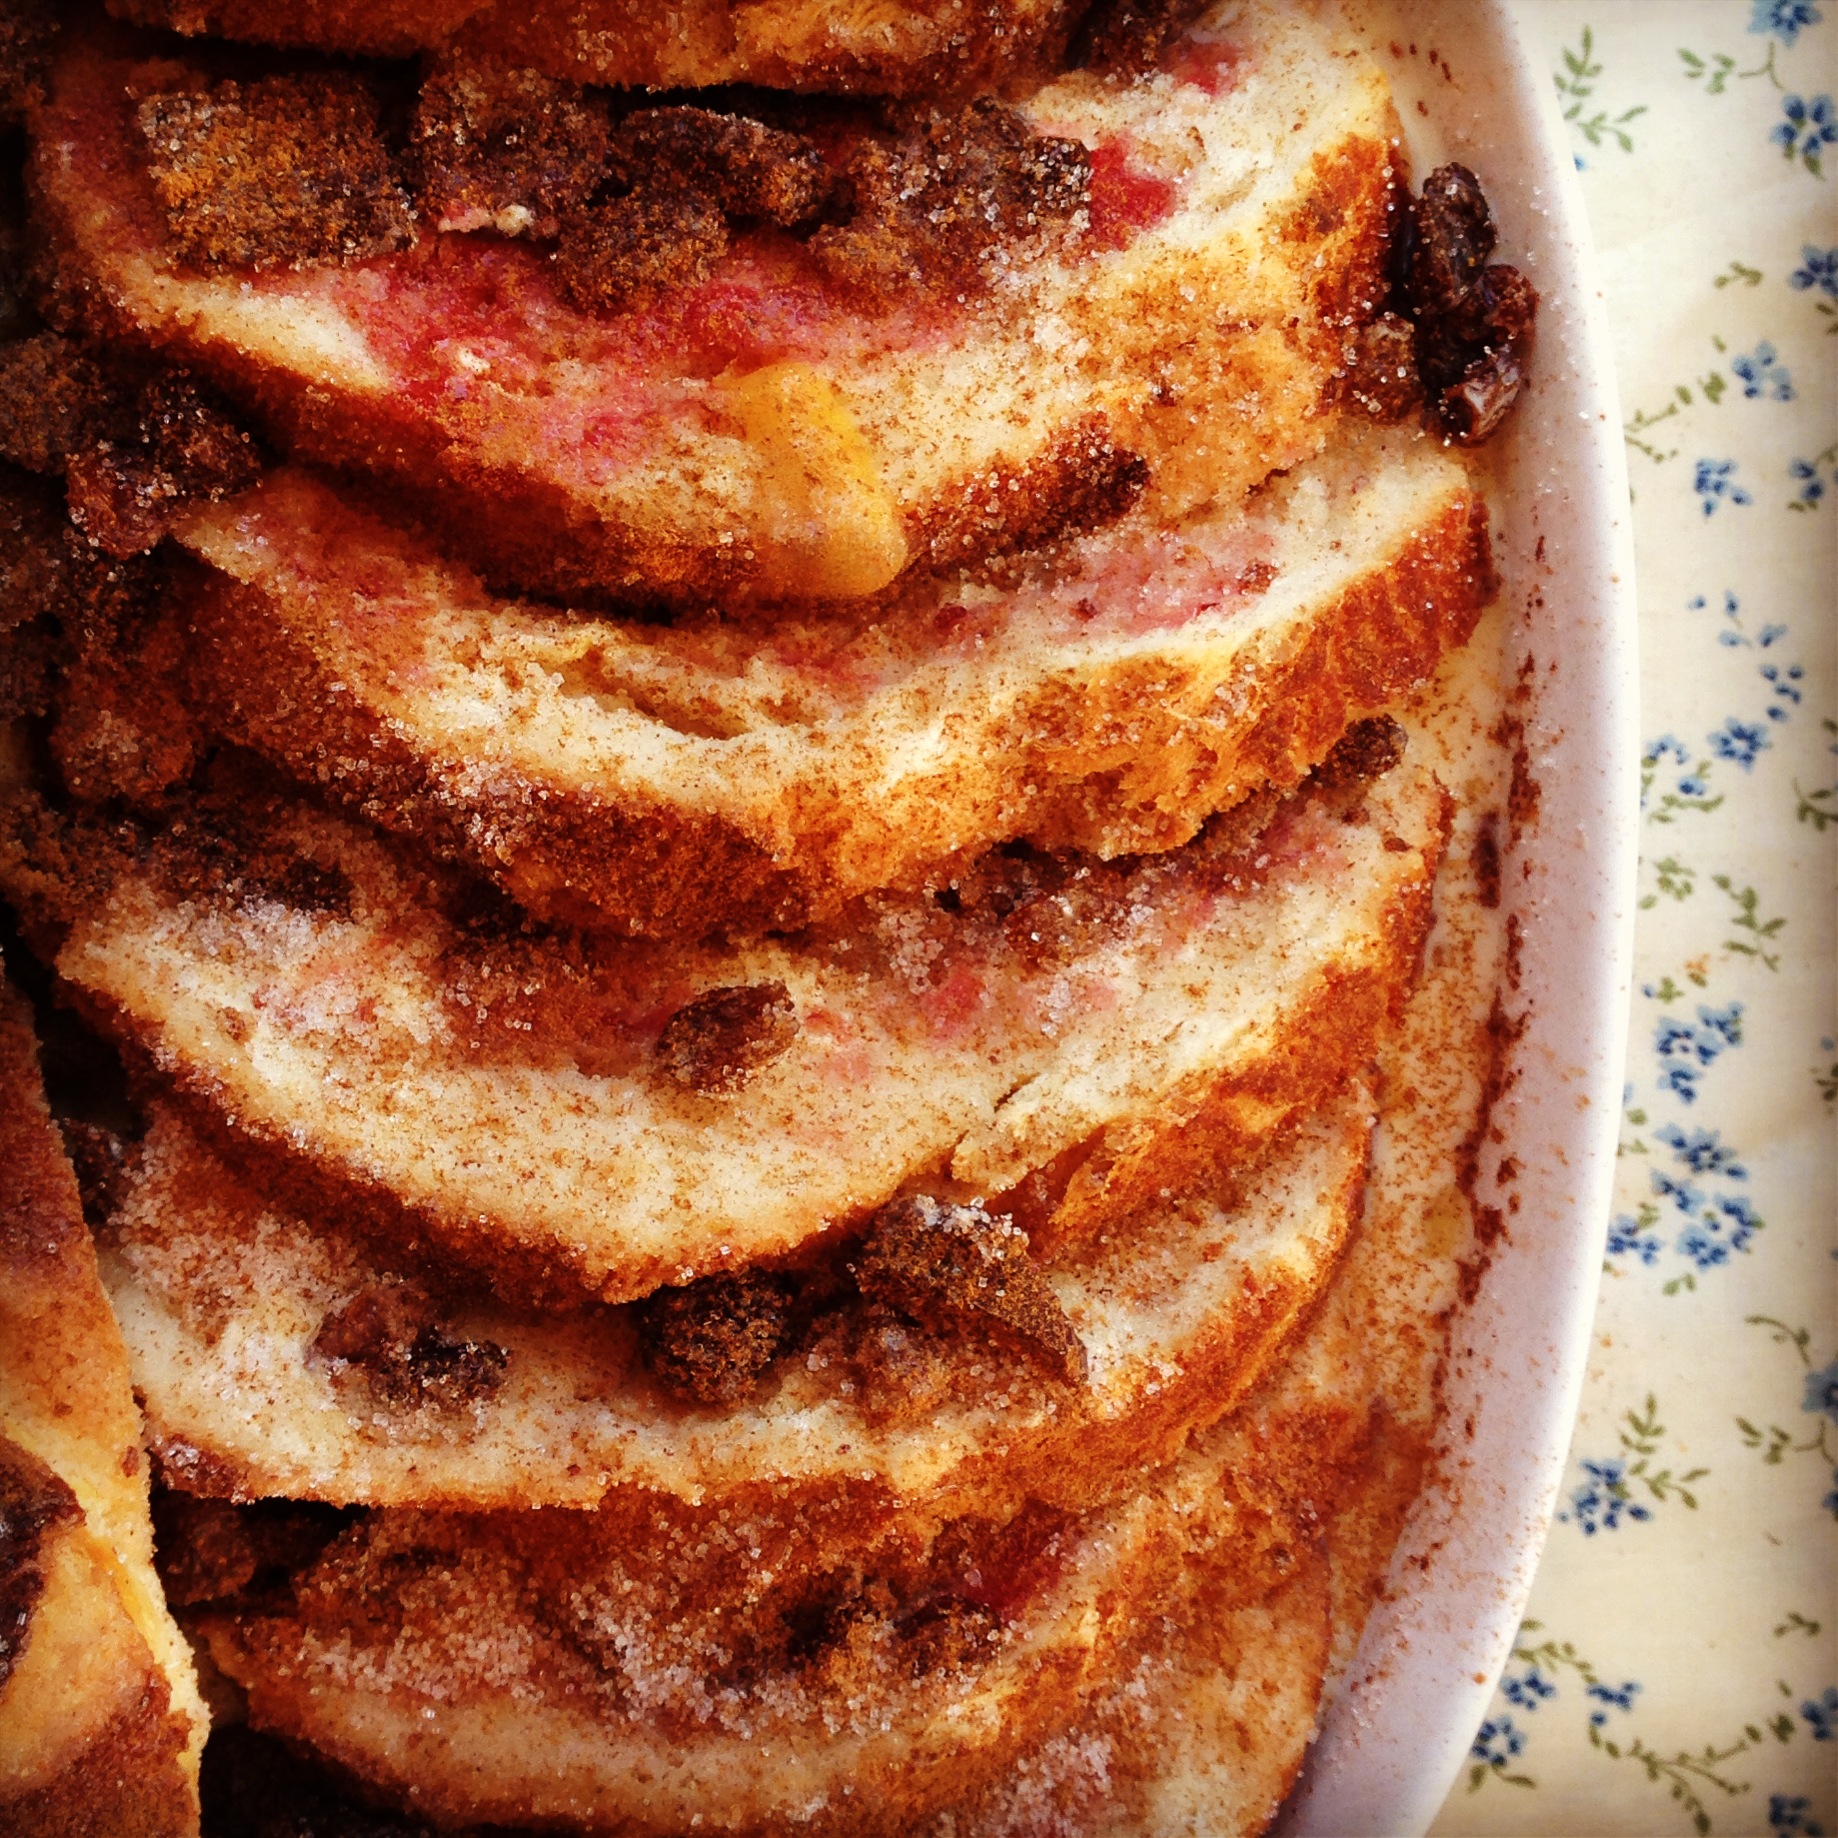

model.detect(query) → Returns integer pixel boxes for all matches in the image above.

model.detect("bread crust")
[160,436,1492,939]
[105,0,1086,98]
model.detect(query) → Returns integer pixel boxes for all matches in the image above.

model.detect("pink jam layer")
[71,53,1182,491]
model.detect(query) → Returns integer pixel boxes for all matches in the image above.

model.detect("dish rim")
[1280,2,1641,1829]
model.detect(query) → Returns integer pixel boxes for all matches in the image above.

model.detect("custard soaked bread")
[1,734,1446,1305]
[0,966,205,1836]
[107,0,1086,96]
[166,424,1492,935]
[36,1,1403,604]
[179,1294,1375,1838]
[100,1087,1370,1514]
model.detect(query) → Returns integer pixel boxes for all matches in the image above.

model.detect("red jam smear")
[1163,38,1248,96]
[1086,140,1177,251]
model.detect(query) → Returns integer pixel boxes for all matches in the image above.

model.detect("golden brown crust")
[103,0,1086,98]
[163,478,1490,941]
[0,974,202,1833]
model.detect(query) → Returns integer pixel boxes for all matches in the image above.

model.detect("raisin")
[0,333,117,475]
[1440,345,1525,446]
[310,1284,508,1414]
[607,109,833,229]
[1398,162,1495,320]
[655,981,798,1094]
[856,1195,1087,1385]
[0,1439,79,1690]
[553,187,729,316]
[138,73,414,272]
[637,1269,791,1405]
[412,59,611,239]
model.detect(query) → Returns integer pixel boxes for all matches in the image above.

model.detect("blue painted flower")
[1607,1214,1662,1265]
[1503,1667,1557,1711]
[1804,1359,1838,1422]
[1580,1683,1639,1720]
[1732,341,1795,400]
[1710,716,1770,768]
[1803,1686,1838,1739]
[1694,458,1754,514]
[1752,0,1824,43]
[1792,458,1828,505]
[1653,1167,1709,1219]
[1791,245,1838,297]
[1715,1193,1763,1250]
[1471,1716,1527,1766]
[1774,94,1838,168]
[1645,734,1691,767]
[1762,662,1806,720]
[1657,1124,1746,1177]
[1562,1459,1652,1534]
[1679,1221,1733,1269]
[1825,1469,1838,1517]
[1770,1792,1828,1836]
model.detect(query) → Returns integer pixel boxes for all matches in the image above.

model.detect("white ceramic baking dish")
[1278,2,1640,1830]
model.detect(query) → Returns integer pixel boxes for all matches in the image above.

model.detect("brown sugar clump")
[67,365,261,556]
[411,59,611,239]
[1075,0,1212,77]
[636,1269,792,1405]
[655,981,799,1095]
[0,0,58,125]
[309,1283,509,1415]
[607,108,833,229]
[0,333,116,475]
[137,72,414,271]
[553,185,729,315]
[856,1196,1087,1385]
[0,1438,80,1689]
[1317,714,1408,794]
[813,100,1090,307]
[1338,310,1423,423]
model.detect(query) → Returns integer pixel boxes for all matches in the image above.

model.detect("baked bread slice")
[101,1085,1370,1516]
[35,1,1401,604]
[164,424,1492,936]
[1,731,1447,1306]
[0,966,205,1835]
[105,0,1084,96]
[182,1310,1368,1838]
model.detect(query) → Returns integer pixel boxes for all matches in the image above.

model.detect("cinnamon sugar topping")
[857,1195,1088,1385]
[137,72,414,270]
[411,58,611,239]
[309,1283,509,1415]
[637,1269,793,1405]
[813,100,1090,306]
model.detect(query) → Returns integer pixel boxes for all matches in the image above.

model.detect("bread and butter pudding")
[0,0,1535,1830]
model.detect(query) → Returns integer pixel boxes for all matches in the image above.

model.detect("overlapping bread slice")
[105,0,1082,95]
[100,1081,1370,1515]
[181,1262,1376,1838]
[164,423,1492,935]
[0,726,1447,1305]
[0,965,206,1835]
[36,1,1401,603]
